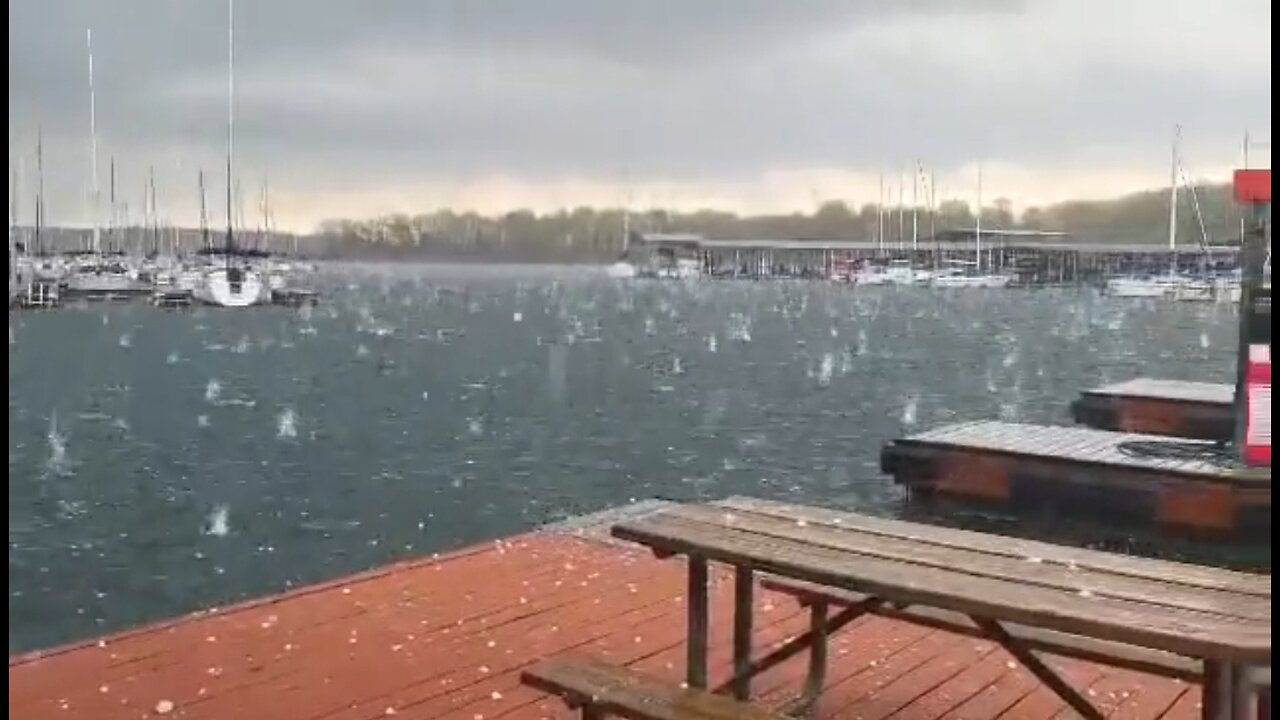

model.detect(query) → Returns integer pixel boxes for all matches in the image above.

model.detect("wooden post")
[731,566,755,701]
[686,556,709,689]
[1203,661,1234,720]
[803,600,829,704]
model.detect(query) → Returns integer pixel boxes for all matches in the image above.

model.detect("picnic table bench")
[599,497,1271,720]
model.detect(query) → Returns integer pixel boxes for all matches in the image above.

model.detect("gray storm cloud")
[7,0,1272,230]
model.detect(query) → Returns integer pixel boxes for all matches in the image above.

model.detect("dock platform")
[882,420,1269,535]
[271,288,319,307]
[8,502,1205,720]
[151,289,195,308]
[1071,378,1235,441]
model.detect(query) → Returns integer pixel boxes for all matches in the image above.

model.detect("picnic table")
[610,497,1271,720]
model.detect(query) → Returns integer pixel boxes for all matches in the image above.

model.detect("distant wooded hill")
[18,182,1244,261]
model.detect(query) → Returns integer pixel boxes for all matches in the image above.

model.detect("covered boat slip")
[559,497,1269,720]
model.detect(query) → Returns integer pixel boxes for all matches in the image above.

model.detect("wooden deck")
[8,504,1207,720]
[1071,379,1235,441]
[881,421,1270,536]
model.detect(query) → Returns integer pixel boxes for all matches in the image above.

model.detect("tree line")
[312,181,1244,261]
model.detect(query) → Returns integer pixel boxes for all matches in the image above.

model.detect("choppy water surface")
[7,264,1249,652]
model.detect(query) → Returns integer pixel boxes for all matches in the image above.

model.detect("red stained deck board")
[9,531,1200,720]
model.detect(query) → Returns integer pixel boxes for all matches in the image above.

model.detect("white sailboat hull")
[195,267,267,307]
[605,261,637,279]
[1106,278,1176,298]
[932,273,1015,289]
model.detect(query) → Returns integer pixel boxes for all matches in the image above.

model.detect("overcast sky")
[8,0,1273,231]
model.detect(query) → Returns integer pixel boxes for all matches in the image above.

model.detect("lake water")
[7,264,1249,653]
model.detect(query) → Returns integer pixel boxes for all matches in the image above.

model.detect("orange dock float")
[881,420,1270,536]
[8,502,1209,720]
[1070,378,1235,441]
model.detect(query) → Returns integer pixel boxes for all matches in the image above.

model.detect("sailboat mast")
[109,157,117,252]
[199,169,210,248]
[35,128,44,254]
[877,170,884,253]
[225,0,235,256]
[896,169,904,251]
[87,28,101,255]
[975,165,983,272]
[148,166,159,254]
[1167,125,1180,265]
[911,161,919,252]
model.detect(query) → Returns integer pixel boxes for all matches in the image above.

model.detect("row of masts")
[872,162,992,270]
[11,0,295,258]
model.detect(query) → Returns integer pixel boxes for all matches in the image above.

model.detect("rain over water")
[7,264,1246,652]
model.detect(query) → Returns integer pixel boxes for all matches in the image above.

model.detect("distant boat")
[928,166,1016,290]
[197,0,267,308]
[605,261,637,279]
[1107,125,1218,300]
[853,260,929,286]
[195,264,267,307]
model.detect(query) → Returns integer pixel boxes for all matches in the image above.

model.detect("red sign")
[1244,344,1271,467]
[1233,169,1271,204]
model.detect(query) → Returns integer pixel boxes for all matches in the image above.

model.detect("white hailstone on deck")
[154,699,175,714]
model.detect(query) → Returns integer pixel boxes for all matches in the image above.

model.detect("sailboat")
[931,165,1015,289]
[194,0,267,308]
[1106,126,1208,299]
[65,29,138,298]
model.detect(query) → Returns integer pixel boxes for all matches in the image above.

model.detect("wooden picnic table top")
[610,497,1271,666]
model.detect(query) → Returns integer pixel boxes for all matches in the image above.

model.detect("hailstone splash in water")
[706,334,718,353]
[856,328,869,356]
[45,412,72,476]
[901,396,918,426]
[467,418,484,436]
[277,408,298,440]
[1199,332,1210,349]
[204,379,223,403]
[816,353,834,387]
[205,504,230,537]
[166,351,180,364]
[118,333,132,348]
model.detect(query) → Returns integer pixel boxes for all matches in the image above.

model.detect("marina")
[7,4,1271,719]
[1071,378,1235,441]
[7,500,1258,720]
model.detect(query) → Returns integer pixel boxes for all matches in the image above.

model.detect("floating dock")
[151,289,194,308]
[881,420,1269,536]
[271,288,319,307]
[14,281,61,309]
[1071,378,1235,441]
[8,502,1202,720]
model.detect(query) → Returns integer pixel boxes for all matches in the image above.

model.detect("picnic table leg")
[1202,661,1234,720]
[800,599,830,712]
[686,556,710,690]
[972,618,1103,720]
[731,566,755,701]
[1229,664,1255,720]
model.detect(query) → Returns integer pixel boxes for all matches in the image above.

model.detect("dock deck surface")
[1070,379,1236,440]
[10,511,1203,720]
[897,421,1241,479]
[1080,379,1233,406]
